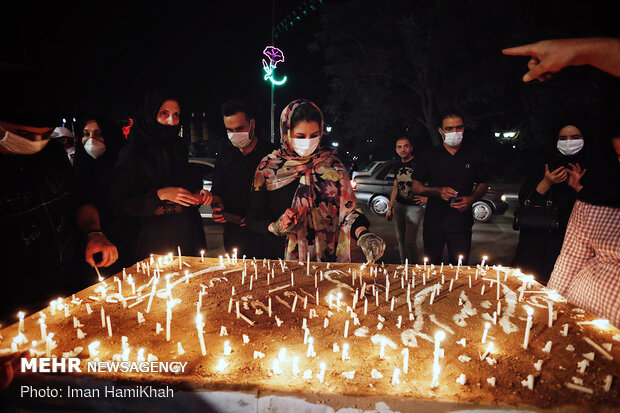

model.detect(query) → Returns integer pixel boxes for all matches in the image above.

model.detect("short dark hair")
[221,99,254,121]
[290,103,323,130]
[438,111,464,127]
[395,136,412,146]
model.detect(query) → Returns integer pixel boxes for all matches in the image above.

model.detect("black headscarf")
[128,90,184,148]
[75,116,125,168]
[124,90,190,187]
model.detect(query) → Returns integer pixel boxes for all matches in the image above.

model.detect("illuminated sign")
[262,46,288,86]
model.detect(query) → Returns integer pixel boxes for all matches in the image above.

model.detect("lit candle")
[219,255,224,266]
[423,257,428,270]
[39,318,46,340]
[200,250,205,262]
[523,306,533,349]
[44,333,53,357]
[481,255,487,268]
[50,300,56,316]
[342,342,349,361]
[18,311,24,333]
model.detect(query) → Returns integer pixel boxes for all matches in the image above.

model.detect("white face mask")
[557,139,584,156]
[290,137,320,157]
[227,131,252,149]
[0,130,50,154]
[443,131,463,147]
[83,138,106,159]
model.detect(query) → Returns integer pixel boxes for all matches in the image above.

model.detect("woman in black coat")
[110,91,210,262]
[512,124,587,284]
[73,116,130,276]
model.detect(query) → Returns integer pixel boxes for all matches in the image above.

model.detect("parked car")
[188,157,215,219]
[351,160,508,223]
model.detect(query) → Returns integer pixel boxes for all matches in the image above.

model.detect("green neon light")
[262,46,288,86]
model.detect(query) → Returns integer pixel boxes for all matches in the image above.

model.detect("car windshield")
[360,161,378,172]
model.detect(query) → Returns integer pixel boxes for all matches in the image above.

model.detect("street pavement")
[203,183,520,267]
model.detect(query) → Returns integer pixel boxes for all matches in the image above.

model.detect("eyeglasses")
[1,127,55,141]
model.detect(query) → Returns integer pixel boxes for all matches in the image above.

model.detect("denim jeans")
[393,202,424,264]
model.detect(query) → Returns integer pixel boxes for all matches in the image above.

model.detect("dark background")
[3,0,619,181]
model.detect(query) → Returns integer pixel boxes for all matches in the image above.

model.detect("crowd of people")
[0,37,618,341]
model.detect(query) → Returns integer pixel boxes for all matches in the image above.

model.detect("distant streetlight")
[331,142,339,148]
[326,125,332,133]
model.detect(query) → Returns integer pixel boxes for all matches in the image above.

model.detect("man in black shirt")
[386,137,426,264]
[212,100,273,258]
[412,112,488,265]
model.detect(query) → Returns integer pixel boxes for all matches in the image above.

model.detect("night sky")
[3,0,619,146]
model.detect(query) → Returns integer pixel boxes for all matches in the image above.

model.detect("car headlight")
[500,195,506,202]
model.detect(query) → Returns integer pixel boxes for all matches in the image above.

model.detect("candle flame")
[525,306,533,316]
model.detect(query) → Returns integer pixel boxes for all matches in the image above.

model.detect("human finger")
[502,43,538,56]
[527,57,540,70]
[523,63,550,82]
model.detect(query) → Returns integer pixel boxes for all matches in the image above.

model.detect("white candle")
[18,311,24,333]
[268,296,272,317]
[402,348,409,373]
[547,301,553,328]
[106,315,113,337]
[344,320,349,338]
[166,301,173,342]
[364,298,368,315]
[219,255,224,266]
[146,278,158,313]
[405,258,408,280]
[481,255,487,268]
[50,300,56,316]
[318,361,326,383]
[307,251,310,276]
[523,306,533,349]
[101,306,106,328]
[423,257,428,270]
[482,322,490,343]
[431,331,446,388]
[200,250,205,262]
[291,294,298,313]
[342,342,349,361]
[39,318,46,340]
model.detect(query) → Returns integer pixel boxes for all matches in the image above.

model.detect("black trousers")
[423,224,472,265]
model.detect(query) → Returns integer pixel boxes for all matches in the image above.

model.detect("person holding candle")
[0,65,117,324]
[512,124,588,284]
[73,115,136,279]
[211,99,274,258]
[247,99,385,263]
[110,90,210,262]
